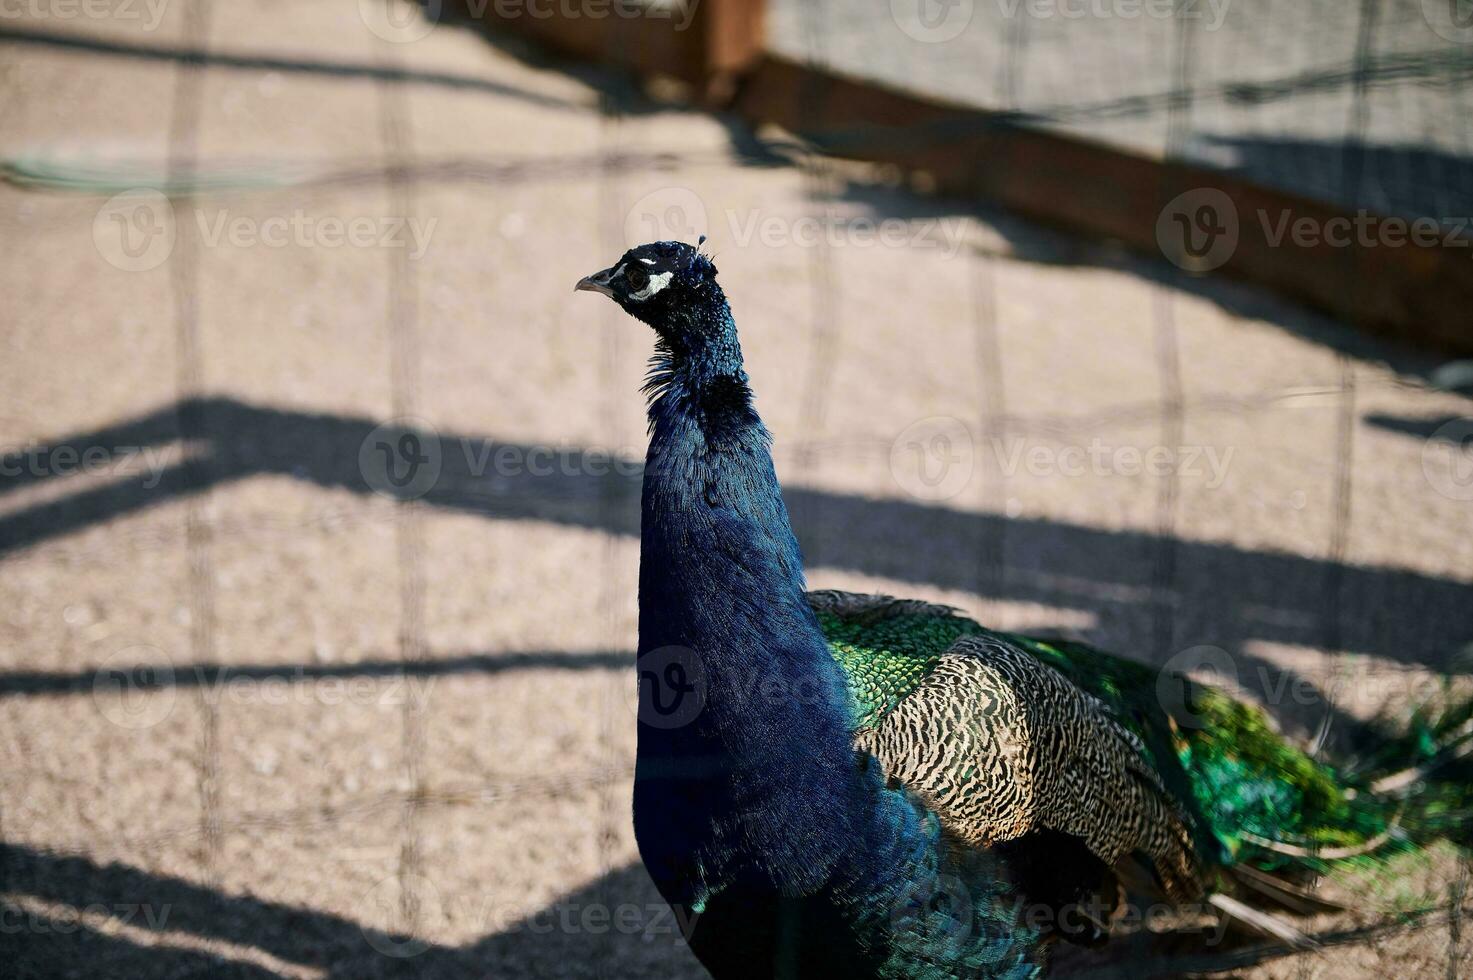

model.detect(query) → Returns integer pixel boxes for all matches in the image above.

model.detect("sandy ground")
[1,2,1472,977]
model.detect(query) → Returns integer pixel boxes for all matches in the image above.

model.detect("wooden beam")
[444,2,1468,354]
[734,55,1473,356]
[442,0,764,100]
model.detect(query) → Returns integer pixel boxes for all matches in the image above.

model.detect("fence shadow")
[0,353,1464,978]
[4,396,1469,669]
[3,842,1367,979]
[3,394,1471,758]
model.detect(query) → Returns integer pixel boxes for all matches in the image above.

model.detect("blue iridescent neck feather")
[635,284,940,895]
[617,247,1040,977]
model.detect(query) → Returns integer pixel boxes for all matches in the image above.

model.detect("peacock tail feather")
[809,590,1473,914]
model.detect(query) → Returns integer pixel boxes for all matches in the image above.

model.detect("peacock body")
[573,241,1472,979]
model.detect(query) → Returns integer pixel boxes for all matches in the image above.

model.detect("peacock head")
[574,239,730,350]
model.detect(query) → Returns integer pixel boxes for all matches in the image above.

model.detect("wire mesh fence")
[0,0,1471,977]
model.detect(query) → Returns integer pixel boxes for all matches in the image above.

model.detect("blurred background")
[2,0,1472,976]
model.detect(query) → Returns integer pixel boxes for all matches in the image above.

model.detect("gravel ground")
[2,2,1472,977]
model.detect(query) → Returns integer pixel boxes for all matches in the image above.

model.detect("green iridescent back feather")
[816,609,974,730]
[814,595,1473,891]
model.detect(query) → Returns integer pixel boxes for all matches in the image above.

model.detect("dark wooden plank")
[734,54,1472,355]
[443,0,765,99]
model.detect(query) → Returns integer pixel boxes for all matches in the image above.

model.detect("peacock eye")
[625,264,649,291]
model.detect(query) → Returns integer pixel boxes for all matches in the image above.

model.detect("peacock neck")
[638,306,810,627]
[633,311,882,894]
[624,288,1039,974]
[636,333,839,729]
[630,307,994,951]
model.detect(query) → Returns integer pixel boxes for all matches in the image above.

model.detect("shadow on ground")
[7,397,1471,659]
[1,841,1419,979]
[3,395,1470,745]
[0,841,694,979]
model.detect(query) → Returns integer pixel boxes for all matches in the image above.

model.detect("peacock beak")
[574,266,617,298]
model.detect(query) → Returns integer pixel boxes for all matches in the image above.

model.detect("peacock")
[574,240,1473,978]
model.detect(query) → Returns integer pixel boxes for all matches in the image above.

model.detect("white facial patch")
[627,270,674,302]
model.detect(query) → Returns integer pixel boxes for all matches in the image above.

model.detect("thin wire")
[371,5,429,944]
[790,0,841,570]
[592,29,630,980]
[1310,0,1375,762]
[971,241,1008,617]
[973,15,1020,621]
[165,0,221,889]
[2,10,1465,967]
[997,4,1029,112]
[1148,1,1194,663]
